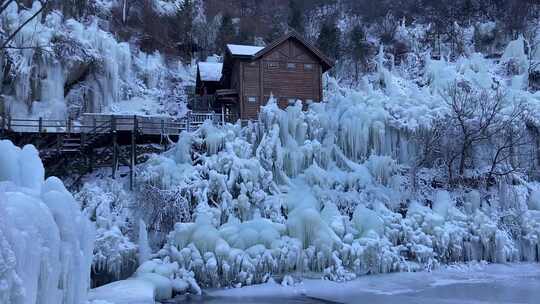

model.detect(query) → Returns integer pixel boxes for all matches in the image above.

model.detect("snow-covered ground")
[200,263,540,304]
[89,263,540,304]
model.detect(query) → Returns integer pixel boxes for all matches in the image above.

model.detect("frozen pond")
[166,263,540,304]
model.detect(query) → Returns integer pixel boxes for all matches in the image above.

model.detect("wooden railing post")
[38,117,42,134]
[111,115,117,179]
[161,119,165,135]
[7,114,11,131]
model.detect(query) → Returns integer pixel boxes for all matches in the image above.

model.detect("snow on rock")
[88,279,156,304]
[0,140,94,304]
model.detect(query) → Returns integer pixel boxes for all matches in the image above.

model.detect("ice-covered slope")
[0,140,95,304]
[0,2,192,120]
[129,101,539,291]
[119,37,540,294]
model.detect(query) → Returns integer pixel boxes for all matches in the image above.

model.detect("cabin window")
[248,96,257,103]
[304,64,313,70]
[287,63,296,69]
[267,62,279,69]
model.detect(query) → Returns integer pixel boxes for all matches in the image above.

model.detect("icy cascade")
[0,2,190,119]
[139,219,152,265]
[0,140,95,304]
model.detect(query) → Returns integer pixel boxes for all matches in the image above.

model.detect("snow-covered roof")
[227,44,264,56]
[197,62,223,82]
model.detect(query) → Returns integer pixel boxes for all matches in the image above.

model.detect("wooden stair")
[39,121,111,165]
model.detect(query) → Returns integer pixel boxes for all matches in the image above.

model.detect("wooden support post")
[161,119,168,151]
[7,114,11,131]
[130,115,137,190]
[67,118,72,134]
[38,117,42,134]
[56,134,61,155]
[112,116,117,179]
[186,111,191,132]
[88,147,94,172]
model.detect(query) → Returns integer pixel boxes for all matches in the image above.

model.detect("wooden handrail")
[0,111,238,135]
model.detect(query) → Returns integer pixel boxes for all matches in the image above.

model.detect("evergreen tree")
[267,17,285,43]
[287,0,304,34]
[317,21,341,60]
[176,0,195,61]
[216,14,236,53]
[349,25,370,81]
[238,19,255,44]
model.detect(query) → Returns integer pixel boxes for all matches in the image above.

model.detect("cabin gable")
[255,38,322,112]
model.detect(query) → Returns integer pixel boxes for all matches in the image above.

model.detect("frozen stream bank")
[170,263,540,304]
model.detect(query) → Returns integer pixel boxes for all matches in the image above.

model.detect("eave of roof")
[226,44,265,57]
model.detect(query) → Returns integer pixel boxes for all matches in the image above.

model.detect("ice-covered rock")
[0,140,94,304]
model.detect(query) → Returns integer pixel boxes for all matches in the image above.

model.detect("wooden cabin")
[194,31,334,120]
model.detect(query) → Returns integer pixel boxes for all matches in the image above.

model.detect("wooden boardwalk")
[0,111,235,135]
[0,111,237,189]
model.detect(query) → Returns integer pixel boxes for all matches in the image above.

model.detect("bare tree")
[485,99,531,182]
[439,83,531,186]
[376,12,398,44]
[409,122,443,192]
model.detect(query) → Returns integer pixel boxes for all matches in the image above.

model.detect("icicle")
[139,219,152,265]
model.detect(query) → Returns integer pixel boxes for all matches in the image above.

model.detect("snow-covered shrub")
[0,140,94,304]
[76,178,138,287]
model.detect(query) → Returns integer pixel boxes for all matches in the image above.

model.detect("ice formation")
[0,140,95,304]
[76,178,137,287]
[75,31,540,300]
[131,88,539,291]
[0,2,190,120]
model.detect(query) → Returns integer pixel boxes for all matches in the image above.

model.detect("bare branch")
[0,1,48,50]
